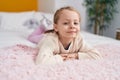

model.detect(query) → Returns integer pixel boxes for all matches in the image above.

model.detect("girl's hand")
[60,53,78,61]
[66,53,78,60]
[60,53,68,61]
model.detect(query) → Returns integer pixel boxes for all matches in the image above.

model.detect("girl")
[35,6,102,64]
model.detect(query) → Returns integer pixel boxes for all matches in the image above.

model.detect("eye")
[74,22,79,25]
[63,22,69,25]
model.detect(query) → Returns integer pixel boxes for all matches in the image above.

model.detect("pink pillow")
[27,24,46,44]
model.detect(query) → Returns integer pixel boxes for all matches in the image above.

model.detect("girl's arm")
[35,36,63,64]
[60,39,102,60]
[77,39,102,59]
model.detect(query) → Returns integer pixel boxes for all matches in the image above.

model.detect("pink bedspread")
[0,44,120,80]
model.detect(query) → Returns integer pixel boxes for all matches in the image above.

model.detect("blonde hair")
[45,6,80,33]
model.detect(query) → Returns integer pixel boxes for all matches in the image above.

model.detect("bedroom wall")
[38,0,55,13]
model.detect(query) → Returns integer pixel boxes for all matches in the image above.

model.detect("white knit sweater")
[36,32,102,64]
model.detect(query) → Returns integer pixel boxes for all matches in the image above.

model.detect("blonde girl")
[35,6,102,64]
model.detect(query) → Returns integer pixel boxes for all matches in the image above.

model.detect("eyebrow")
[64,19,79,21]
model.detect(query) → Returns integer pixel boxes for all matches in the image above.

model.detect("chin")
[67,35,77,38]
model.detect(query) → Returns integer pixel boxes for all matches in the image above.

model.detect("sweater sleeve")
[78,38,102,59]
[35,35,63,64]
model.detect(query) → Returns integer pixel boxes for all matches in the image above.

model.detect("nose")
[70,23,75,29]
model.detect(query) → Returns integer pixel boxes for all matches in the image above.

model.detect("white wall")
[38,0,55,13]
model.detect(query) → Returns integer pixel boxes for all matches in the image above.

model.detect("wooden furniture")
[116,28,120,40]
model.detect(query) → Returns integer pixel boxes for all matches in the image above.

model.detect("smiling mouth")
[67,31,77,33]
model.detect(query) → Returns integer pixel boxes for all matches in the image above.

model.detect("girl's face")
[54,10,80,39]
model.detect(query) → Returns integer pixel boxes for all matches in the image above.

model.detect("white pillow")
[22,12,54,35]
[34,12,53,30]
[0,11,35,32]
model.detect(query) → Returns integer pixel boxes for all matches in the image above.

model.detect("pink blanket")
[0,44,120,80]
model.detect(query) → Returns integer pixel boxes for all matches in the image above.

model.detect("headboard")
[0,0,38,12]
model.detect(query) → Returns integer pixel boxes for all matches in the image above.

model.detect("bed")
[0,2,120,80]
[0,11,120,80]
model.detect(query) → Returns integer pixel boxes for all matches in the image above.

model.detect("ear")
[54,24,58,32]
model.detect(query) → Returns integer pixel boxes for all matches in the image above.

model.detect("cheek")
[59,28,65,32]
[77,26,80,31]
[54,24,62,32]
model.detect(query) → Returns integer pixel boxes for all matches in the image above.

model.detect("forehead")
[59,10,80,20]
